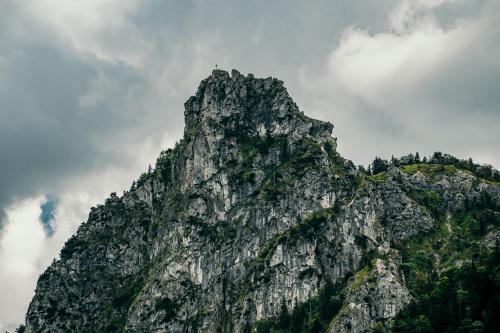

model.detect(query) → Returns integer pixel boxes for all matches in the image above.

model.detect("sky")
[0,0,499,330]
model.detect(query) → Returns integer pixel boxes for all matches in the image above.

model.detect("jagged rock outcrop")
[21,70,500,333]
[329,244,411,333]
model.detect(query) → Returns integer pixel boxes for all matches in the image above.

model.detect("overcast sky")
[1,0,499,330]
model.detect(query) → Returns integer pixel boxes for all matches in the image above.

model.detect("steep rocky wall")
[21,70,500,333]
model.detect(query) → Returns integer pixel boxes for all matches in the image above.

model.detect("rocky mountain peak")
[183,69,333,144]
[20,71,500,333]
[177,69,340,188]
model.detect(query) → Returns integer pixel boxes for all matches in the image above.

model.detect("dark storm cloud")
[123,0,398,86]
[0,3,148,227]
[1,0,499,229]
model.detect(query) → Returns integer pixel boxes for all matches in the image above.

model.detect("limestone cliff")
[21,70,500,333]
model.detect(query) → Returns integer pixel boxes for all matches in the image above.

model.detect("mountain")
[20,70,500,333]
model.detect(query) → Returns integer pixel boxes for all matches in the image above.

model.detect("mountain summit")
[22,71,500,333]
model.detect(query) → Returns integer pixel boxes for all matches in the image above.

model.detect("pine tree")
[372,157,389,174]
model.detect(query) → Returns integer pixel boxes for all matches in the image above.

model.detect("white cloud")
[326,25,450,104]
[0,197,52,331]
[0,193,93,331]
[317,0,475,106]
[0,165,160,332]
[0,125,178,331]
[300,0,500,167]
[24,0,147,66]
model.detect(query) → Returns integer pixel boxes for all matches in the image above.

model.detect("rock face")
[329,244,412,333]
[22,70,500,333]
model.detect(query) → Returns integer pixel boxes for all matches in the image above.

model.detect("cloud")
[0,191,102,331]
[0,1,159,226]
[0,3,182,329]
[389,0,456,33]
[0,197,53,331]
[24,0,146,66]
[0,164,168,331]
[300,0,500,167]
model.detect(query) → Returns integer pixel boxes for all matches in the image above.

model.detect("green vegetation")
[136,171,151,188]
[96,267,150,333]
[111,279,144,309]
[371,157,389,175]
[393,192,500,333]
[324,140,347,176]
[131,140,184,190]
[155,149,174,184]
[230,170,257,186]
[155,297,178,322]
[186,216,237,245]
[349,266,371,291]
[288,208,337,242]
[224,126,287,161]
[401,164,457,182]
[224,128,345,202]
[393,250,500,333]
[409,190,444,217]
[253,281,344,333]
[60,234,86,259]
[259,137,325,201]
[372,321,387,333]
[361,152,499,183]
[367,172,386,183]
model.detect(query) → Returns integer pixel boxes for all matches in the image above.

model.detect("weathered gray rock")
[482,229,500,251]
[329,244,411,333]
[21,70,500,333]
